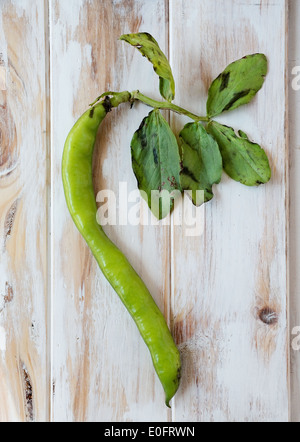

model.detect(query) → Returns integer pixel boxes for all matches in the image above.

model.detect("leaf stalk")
[132,91,209,122]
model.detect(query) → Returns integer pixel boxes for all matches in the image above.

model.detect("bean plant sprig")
[62,32,271,407]
[117,32,270,219]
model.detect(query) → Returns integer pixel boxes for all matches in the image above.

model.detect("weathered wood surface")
[0,0,49,422]
[50,0,172,423]
[0,0,293,422]
[289,0,300,423]
[170,0,289,422]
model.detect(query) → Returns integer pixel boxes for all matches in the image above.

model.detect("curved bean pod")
[62,91,181,407]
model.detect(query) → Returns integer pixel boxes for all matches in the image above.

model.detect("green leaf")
[179,122,223,205]
[207,54,268,118]
[120,32,175,102]
[207,121,271,186]
[131,110,181,219]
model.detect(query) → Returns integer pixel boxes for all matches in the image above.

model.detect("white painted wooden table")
[0,0,298,422]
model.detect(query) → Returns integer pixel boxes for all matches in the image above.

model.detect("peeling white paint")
[0,326,7,354]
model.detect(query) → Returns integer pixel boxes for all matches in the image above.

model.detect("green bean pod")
[62,91,181,407]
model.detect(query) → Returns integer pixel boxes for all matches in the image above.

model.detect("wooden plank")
[289,0,300,423]
[0,0,49,422]
[50,0,172,422]
[169,0,289,422]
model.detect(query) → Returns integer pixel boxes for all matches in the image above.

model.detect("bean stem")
[131,90,209,122]
[91,90,209,122]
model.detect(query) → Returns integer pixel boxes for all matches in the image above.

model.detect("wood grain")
[0,0,49,422]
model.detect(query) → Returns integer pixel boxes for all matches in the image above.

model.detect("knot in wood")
[258,307,278,325]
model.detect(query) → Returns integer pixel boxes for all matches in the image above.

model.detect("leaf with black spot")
[207,54,268,118]
[207,121,271,186]
[120,32,175,102]
[180,122,223,206]
[131,110,181,220]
